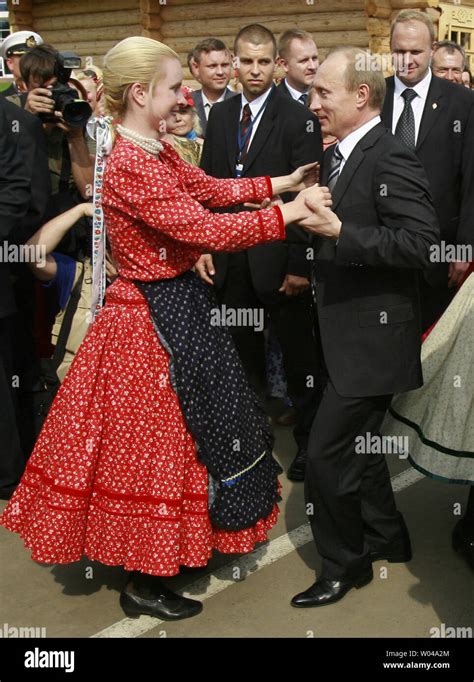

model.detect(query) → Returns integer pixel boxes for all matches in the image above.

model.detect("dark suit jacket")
[193,87,237,138]
[276,79,308,105]
[0,99,50,318]
[381,74,474,250]
[201,85,323,303]
[313,122,439,398]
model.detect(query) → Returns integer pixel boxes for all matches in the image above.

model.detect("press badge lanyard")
[235,95,269,177]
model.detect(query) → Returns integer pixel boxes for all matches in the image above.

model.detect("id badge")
[235,163,243,177]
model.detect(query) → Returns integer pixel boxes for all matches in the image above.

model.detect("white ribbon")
[86,116,113,321]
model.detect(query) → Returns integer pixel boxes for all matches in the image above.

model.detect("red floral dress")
[0,137,285,576]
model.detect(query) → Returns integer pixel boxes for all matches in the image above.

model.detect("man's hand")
[448,260,471,288]
[194,254,215,285]
[53,112,83,138]
[299,195,342,240]
[25,87,55,116]
[279,274,310,297]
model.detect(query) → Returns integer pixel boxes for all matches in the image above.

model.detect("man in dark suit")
[381,10,474,330]
[0,98,50,499]
[290,46,439,608]
[277,29,319,106]
[189,38,237,137]
[196,24,324,481]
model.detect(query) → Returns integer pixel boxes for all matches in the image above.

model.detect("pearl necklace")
[116,124,164,156]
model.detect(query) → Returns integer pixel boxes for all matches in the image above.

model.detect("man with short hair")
[197,24,323,481]
[277,29,319,106]
[382,10,474,329]
[291,46,438,608]
[432,40,465,84]
[0,30,43,98]
[190,37,236,137]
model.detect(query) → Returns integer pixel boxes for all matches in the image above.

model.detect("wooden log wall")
[159,0,369,79]
[6,0,442,82]
[8,0,143,68]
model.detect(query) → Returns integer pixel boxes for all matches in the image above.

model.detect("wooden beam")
[365,0,392,19]
[39,25,143,45]
[367,18,391,37]
[161,0,365,22]
[161,12,367,39]
[33,0,137,18]
[34,10,141,31]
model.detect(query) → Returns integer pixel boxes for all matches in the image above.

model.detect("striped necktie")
[237,103,252,166]
[327,144,342,191]
[298,92,308,106]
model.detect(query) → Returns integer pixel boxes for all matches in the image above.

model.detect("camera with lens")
[40,52,92,128]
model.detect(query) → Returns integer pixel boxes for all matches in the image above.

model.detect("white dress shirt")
[202,89,229,120]
[284,79,310,104]
[392,69,432,143]
[240,86,273,148]
[337,115,382,173]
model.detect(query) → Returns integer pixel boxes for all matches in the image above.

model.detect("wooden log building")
[5,0,474,83]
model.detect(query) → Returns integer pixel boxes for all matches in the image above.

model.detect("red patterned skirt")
[0,277,280,576]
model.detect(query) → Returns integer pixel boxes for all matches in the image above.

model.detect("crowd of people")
[0,9,472,622]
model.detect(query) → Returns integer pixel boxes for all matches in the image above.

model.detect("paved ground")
[0,407,472,639]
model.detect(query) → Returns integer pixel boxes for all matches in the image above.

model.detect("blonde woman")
[0,37,330,621]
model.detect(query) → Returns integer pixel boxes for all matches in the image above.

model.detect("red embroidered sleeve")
[107,157,284,252]
[164,143,272,208]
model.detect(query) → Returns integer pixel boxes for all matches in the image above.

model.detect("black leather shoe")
[291,568,373,608]
[120,586,203,621]
[452,520,474,570]
[287,449,307,482]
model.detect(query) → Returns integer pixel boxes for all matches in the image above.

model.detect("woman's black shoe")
[120,586,203,621]
[120,572,203,620]
[452,520,474,570]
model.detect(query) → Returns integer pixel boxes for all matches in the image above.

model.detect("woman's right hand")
[295,184,332,213]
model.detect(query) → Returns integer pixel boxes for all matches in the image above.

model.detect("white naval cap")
[1,31,44,60]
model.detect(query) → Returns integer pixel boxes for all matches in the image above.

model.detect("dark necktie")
[299,92,308,106]
[395,88,417,149]
[237,103,252,166]
[327,144,343,192]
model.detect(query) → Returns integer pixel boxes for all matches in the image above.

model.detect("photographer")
[10,45,93,209]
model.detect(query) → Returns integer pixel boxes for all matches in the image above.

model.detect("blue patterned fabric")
[136,271,282,531]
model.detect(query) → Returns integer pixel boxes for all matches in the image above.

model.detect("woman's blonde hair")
[102,36,179,119]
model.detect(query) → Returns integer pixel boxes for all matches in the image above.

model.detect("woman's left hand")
[289,162,320,192]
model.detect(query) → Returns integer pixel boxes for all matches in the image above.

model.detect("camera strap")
[58,135,72,193]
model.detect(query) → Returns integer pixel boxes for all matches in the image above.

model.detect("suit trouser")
[0,315,26,494]
[305,379,407,581]
[217,251,322,449]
